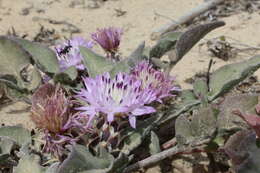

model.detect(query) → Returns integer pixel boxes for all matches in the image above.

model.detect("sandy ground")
[0,0,260,172]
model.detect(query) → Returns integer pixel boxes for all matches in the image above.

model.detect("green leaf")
[121,115,161,155]
[121,130,142,155]
[209,55,260,101]
[175,106,217,146]
[193,79,208,105]
[0,126,31,146]
[160,90,200,125]
[0,137,17,155]
[0,154,17,168]
[12,37,59,74]
[3,85,29,101]
[53,66,78,84]
[224,130,260,173]
[193,79,208,98]
[150,31,182,59]
[46,162,60,173]
[109,60,131,77]
[0,36,32,90]
[149,131,161,155]
[150,58,169,70]
[58,144,113,173]
[28,67,42,91]
[80,47,115,77]
[109,42,146,77]
[175,21,225,60]
[14,154,44,173]
[217,94,259,134]
[180,90,198,104]
[127,41,146,67]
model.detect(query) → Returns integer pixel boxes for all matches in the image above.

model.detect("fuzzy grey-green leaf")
[53,66,78,85]
[175,106,217,146]
[0,126,31,146]
[14,154,43,173]
[149,131,161,155]
[58,144,113,173]
[80,47,115,77]
[160,89,199,125]
[127,41,146,67]
[176,21,225,60]
[0,137,17,155]
[0,36,31,90]
[193,79,208,98]
[150,31,182,59]
[218,94,259,134]
[12,37,60,74]
[109,60,131,77]
[209,55,260,101]
[224,130,260,173]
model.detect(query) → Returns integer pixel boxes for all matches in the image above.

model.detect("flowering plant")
[2,21,260,173]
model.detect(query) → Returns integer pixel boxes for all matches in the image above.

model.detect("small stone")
[20,8,30,16]
[87,0,100,9]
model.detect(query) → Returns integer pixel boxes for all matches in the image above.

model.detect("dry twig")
[123,139,209,173]
[151,0,225,40]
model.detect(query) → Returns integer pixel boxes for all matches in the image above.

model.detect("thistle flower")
[55,37,93,71]
[91,27,122,58]
[30,84,72,133]
[131,61,180,102]
[30,84,85,158]
[43,133,77,159]
[76,72,156,128]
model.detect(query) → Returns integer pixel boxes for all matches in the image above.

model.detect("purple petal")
[132,106,156,116]
[107,113,115,123]
[87,114,96,128]
[129,116,136,128]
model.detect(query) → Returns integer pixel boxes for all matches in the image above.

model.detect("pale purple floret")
[43,132,77,159]
[131,61,180,102]
[55,37,93,71]
[91,27,123,54]
[30,84,88,159]
[76,72,157,128]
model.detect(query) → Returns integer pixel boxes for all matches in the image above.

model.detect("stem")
[207,59,213,91]
[151,0,225,40]
[123,140,209,173]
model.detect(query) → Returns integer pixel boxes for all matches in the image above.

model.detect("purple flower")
[55,37,93,71]
[30,84,86,158]
[76,72,156,128]
[30,84,71,133]
[43,133,77,159]
[91,27,122,55]
[131,61,180,102]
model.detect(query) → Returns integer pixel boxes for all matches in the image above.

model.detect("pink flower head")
[30,83,72,133]
[91,27,123,54]
[131,61,180,102]
[76,72,156,128]
[30,84,86,158]
[55,37,93,71]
